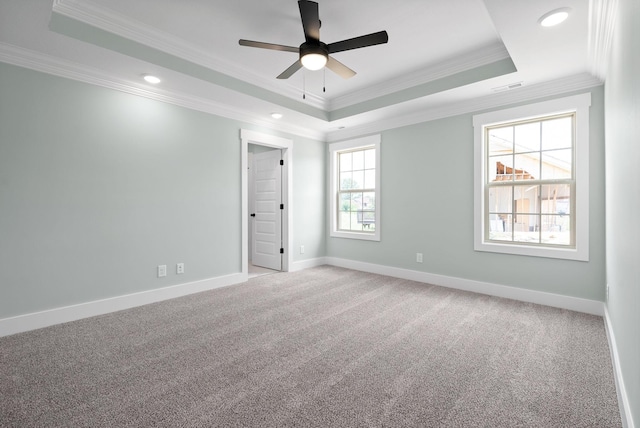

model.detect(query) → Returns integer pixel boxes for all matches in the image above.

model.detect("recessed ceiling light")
[539,8,571,27]
[271,113,283,119]
[143,74,161,84]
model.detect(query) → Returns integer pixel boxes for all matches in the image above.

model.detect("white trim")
[604,306,636,428]
[329,135,381,241]
[473,93,591,261]
[0,42,602,145]
[240,130,293,275]
[329,44,510,111]
[51,0,510,113]
[0,273,245,338]
[0,42,324,141]
[325,73,602,143]
[289,257,329,272]
[51,0,327,111]
[325,257,604,316]
[588,0,619,81]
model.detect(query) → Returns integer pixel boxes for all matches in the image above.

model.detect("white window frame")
[473,93,591,261]
[329,135,381,241]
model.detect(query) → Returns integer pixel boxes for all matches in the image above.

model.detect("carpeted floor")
[0,266,622,427]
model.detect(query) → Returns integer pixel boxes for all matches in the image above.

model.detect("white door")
[251,149,282,270]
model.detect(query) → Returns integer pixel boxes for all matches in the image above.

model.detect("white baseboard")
[0,273,246,338]
[604,306,635,428]
[325,257,604,316]
[290,257,328,272]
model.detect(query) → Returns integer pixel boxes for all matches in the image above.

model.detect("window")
[329,135,381,241]
[473,93,591,261]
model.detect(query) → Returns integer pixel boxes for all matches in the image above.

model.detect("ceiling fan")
[239,0,389,80]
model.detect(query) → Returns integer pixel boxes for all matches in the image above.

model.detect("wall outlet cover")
[158,265,167,277]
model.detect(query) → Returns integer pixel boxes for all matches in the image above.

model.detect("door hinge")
[280,248,284,254]
[279,159,284,166]
[280,203,284,210]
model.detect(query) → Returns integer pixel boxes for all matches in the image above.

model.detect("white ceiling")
[0,0,601,141]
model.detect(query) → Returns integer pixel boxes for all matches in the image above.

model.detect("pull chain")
[323,68,326,93]
[302,71,306,100]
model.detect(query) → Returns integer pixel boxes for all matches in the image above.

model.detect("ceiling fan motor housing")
[300,42,329,61]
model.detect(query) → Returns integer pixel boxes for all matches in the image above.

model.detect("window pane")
[340,171,353,190]
[364,169,375,189]
[514,185,539,214]
[363,192,375,210]
[339,152,352,172]
[351,192,362,212]
[513,214,539,243]
[488,126,513,156]
[359,209,375,230]
[352,170,365,190]
[513,153,540,180]
[488,155,513,182]
[489,213,512,240]
[339,192,351,212]
[541,150,572,179]
[364,149,375,169]
[349,212,364,231]
[515,122,541,153]
[541,215,571,245]
[488,186,512,213]
[338,211,351,230]
[542,116,572,151]
[352,150,365,171]
[541,184,571,215]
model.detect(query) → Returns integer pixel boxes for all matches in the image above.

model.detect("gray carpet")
[0,266,622,427]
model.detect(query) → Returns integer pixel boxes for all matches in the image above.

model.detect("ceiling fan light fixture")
[539,8,571,27]
[300,42,329,71]
[301,53,327,70]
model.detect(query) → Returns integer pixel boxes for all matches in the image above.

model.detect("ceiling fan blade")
[326,56,356,79]
[277,60,303,79]
[239,39,299,53]
[298,0,320,42]
[328,31,389,54]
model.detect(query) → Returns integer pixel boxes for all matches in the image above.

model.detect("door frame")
[241,129,292,277]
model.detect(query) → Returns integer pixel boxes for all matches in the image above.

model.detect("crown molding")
[51,0,328,111]
[0,42,325,141]
[326,73,602,142]
[0,42,602,146]
[588,0,618,81]
[329,44,511,111]
[51,0,515,116]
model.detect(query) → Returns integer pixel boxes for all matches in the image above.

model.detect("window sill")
[330,230,380,241]
[474,240,588,261]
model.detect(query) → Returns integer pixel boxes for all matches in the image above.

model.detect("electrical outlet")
[300,245,305,254]
[177,263,185,274]
[158,265,167,277]
[416,253,423,263]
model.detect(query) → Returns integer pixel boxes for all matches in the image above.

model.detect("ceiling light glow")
[301,53,327,71]
[539,8,570,27]
[143,74,161,84]
[271,113,283,119]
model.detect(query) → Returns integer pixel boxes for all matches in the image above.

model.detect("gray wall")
[604,0,640,423]
[0,62,325,319]
[327,87,606,301]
